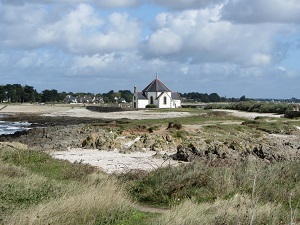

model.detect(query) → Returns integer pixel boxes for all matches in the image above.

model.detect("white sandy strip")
[0,104,73,113]
[43,108,191,120]
[0,104,192,119]
[213,109,282,119]
[51,148,180,174]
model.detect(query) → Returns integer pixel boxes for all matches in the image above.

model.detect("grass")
[124,160,300,216]
[0,147,151,225]
[5,180,134,225]
[152,195,285,225]
[0,148,96,181]
[116,110,242,134]
[242,118,298,134]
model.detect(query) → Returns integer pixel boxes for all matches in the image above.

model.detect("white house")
[133,76,181,109]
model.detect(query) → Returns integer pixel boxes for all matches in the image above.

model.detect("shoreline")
[0,103,192,120]
[1,103,298,174]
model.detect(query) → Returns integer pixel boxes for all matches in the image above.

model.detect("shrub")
[145,104,158,108]
[167,122,182,130]
[205,101,294,114]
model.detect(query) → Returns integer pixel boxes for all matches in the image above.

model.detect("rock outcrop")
[1,116,300,164]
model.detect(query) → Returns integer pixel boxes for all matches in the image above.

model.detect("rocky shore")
[1,112,299,161]
[1,104,300,173]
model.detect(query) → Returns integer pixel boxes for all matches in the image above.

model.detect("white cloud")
[250,53,272,66]
[150,0,223,10]
[277,66,287,72]
[222,0,300,24]
[1,0,142,8]
[71,53,116,72]
[94,0,142,8]
[1,0,223,9]
[140,6,278,66]
[0,4,141,54]
[142,28,183,55]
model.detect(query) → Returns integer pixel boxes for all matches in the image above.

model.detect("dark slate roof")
[142,78,171,92]
[137,92,148,99]
[171,92,181,100]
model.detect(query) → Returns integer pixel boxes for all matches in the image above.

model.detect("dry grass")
[4,177,134,225]
[154,194,285,225]
[0,147,144,225]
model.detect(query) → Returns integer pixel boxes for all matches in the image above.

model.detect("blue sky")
[0,0,299,98]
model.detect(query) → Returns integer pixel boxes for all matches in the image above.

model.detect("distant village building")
[133,75,181,109]
[64,95,103,104]
[64,95,78,104]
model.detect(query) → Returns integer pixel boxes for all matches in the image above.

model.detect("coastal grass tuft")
[0,146,150,225]
[4,179,137,225]
[242,118,298,134]
[153,195,286,225]
[125,160,300,216]
[0,148,96,181]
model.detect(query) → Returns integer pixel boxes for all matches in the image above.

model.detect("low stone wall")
[86,106,132,113]
[284,111,300,119]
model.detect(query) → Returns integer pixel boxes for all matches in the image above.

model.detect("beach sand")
[0,104,191,120]
[51,148,181,174]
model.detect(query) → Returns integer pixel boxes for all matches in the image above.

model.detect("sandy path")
[51,148,181,174]
[43,108,191,120]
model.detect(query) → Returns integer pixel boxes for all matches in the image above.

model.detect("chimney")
[134,84,136,94]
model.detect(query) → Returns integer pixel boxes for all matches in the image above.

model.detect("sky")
[0,0,300,99]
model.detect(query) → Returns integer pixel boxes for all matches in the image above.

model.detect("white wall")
[172,99,181,108]
[137,99,149,108]
[158,92,172,108]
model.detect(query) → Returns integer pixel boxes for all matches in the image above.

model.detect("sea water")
[0,115,31,135]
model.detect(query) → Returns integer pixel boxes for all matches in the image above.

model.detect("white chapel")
[133,75,181,109]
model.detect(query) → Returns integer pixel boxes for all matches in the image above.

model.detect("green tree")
[41,89,60,102]
[119,90,133,103]
[0,86,5,102]
[23,85,37,102]
[209,93,221,102]
[239,95,246,102]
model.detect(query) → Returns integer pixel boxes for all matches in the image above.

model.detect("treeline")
[0,84,133,104]
[1,84,299,105]
[205,101,297,114]
[179,92,249,103]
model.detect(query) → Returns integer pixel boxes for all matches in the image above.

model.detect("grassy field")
[0,146,154,225]
[1,108,300,224]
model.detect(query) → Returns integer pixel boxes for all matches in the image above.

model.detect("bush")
[205,101,294,114]
[167,122,182,130]
[145,104,158,108]
[284,111,300,119]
